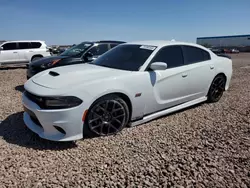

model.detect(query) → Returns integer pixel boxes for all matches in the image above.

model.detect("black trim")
[143,101,187,117]
[54,126,66,134]
[23,106,43,128]
[24,91,45,108]
[49,71,60,76]
[132,100,193,122]
[217,54,231,59]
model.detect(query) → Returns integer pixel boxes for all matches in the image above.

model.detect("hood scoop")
[49,71,60,77]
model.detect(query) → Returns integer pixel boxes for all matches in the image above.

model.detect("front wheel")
[84,95,129,137]
[207,75,226,103]
[31,56,42,62]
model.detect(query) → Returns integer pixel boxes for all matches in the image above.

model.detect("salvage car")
[26,40,125,79]
[22,40,233,141]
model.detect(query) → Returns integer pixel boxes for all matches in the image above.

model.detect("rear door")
[0,42,19,64]
[181,45,216,99]
[17,42,32,63]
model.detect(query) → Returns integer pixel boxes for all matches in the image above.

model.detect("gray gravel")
[0,54,250,188]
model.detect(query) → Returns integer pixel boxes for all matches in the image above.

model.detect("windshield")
[60,42,93,57]
[0,41,6,45]
[90,44,156,71]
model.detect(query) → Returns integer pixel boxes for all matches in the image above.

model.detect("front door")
[144,45,190,115]
[0,42,19,64]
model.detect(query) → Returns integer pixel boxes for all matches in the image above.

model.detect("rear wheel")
[207,75,226,103]
[84,95,129,137]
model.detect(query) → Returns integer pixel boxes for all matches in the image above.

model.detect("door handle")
[210,65,214,69]
[182,74,188,78]
[29,51,33,52]
[13,52,18,53]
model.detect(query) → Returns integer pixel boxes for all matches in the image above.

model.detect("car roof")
[3,40,45,43]
[126,40,206,49]
[95,40,126,44]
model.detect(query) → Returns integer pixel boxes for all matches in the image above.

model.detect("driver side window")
[151,45,184,69]
[87,44,109,56]
[2,42,18,50]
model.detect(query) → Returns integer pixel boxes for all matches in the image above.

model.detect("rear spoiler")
[217,54,231,59]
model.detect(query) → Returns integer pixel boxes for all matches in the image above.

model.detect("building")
[197,34,250,51]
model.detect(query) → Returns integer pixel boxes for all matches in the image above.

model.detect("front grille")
[23,106,43,128]
[24,91,45,108]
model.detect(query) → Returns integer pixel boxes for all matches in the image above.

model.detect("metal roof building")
[197,34,250,48]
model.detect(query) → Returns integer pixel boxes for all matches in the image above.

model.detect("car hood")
[30,55,69,67]
[30,64,131,89]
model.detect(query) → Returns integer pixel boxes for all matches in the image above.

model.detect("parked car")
[210,48,225,54]
[0,40,51,66]
[22,40,232,141]
[26,40,125,79]
[210,48,231,59]
[231,49,239,53]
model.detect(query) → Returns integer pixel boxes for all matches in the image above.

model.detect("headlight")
[41,62,53,69]
[41,59,61,69]
[43,96,83,109]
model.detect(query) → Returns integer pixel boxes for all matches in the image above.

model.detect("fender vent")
[49,71,60,76]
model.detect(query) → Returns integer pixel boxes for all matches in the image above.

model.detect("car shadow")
[0,112,77,150]
[0,65,27,70]
[15,85,25,93]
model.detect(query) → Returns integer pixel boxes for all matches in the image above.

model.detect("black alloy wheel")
[85,95,129,136]
[207,75,226,103]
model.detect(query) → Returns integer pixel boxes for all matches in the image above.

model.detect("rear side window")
[2,42,17,50]
[151,45,184,69]
[110,43,118,48]
[30,42,42,48]
[18,42,30,49]
[183,46,211,64]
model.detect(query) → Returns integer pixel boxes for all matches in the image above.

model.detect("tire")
[207,75,226,103]
[31,56,42,62]
[84,95,130,137]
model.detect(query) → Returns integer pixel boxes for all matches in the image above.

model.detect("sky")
[0,0,249,45]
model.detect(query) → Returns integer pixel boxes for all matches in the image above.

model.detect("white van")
[0,40,51,66]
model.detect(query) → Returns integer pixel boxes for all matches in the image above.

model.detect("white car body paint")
[22,40,233,141]
[0,40,51,66]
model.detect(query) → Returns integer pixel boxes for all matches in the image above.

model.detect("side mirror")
[0,47,3,50]
[150,62,168,70]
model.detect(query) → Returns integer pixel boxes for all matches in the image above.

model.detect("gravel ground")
[0,54,249,188]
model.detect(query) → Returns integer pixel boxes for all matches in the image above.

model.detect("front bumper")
[22,93,85,141]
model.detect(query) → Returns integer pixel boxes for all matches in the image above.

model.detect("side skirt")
[130,96,207,127]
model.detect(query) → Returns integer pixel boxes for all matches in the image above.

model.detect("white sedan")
[22,40,233,141]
